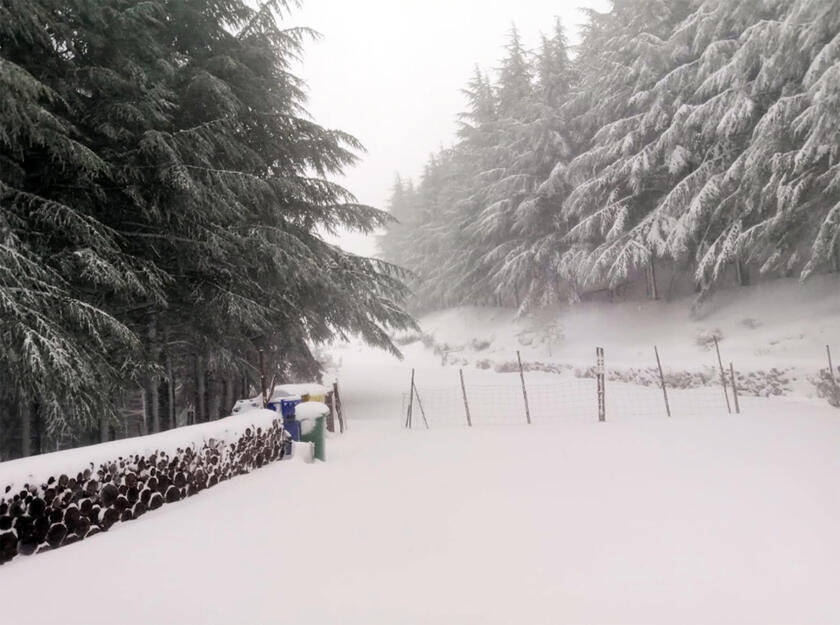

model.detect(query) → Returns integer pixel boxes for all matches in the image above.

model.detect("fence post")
[405,369,415,429]
[329,386,338,433]
[654,346,671,417]
[827,345,836,387]
[596,347,606,422]
[325,388,336,433]
[713,337,732,414]
[459,369,472,427]
[333,380,345,432]
[413,382,430,430]
[517,351,532,425]
[729,362,741,414]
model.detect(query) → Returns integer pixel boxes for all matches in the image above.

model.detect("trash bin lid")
[294,401,330,421]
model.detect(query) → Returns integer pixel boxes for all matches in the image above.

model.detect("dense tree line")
[381,0,840,313]
[0,0,413,458]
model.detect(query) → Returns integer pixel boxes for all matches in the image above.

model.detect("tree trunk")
[735,259,750,287]
[208,374,221,421]
[148,320,161,433]
[195,355,207,423]
[32,401,42,455]
[20,396,31,458]
[224,376,235,417]
[648,258,659,301]
[140,384,149,435]
[100,414,109,443]
[165,343,175,431]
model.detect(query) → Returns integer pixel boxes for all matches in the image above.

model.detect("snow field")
[1,402,839,624]
[2,280,840,623]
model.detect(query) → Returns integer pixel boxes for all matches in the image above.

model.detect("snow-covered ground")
[1,399,839,624]
[2,279,840,624]
[388,275,840,398]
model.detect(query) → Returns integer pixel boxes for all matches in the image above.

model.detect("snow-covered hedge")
[0,410,286,565]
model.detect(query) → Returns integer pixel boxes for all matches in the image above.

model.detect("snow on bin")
[260,383,330,457]
[272,383,330,404]
[294,401,329,462]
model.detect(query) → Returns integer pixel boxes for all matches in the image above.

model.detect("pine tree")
[1,0,415,456]
[492,20,576,312]
[378,0,840,317]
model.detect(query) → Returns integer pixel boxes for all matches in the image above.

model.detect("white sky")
[288,0,610,255]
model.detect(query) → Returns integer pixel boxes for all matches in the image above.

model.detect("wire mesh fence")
[401,347,749,429]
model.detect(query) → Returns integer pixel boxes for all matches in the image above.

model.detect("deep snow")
[1,401,839,625]
[2,279,840,624]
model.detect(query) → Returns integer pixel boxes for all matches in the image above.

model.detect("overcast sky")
[288,0,610,255]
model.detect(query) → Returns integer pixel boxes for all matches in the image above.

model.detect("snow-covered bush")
[470,338,492,351]
[695,328,724,350]
[814,370,840,408]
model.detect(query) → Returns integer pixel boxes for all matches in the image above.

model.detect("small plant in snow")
[695,328,723,350]
[814,370,840,408]
[470,338,492,351]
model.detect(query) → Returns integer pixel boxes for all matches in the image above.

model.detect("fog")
[291,0,610,256]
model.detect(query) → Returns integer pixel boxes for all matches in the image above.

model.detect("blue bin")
[280,398,301,418]
[283,416,301,442]
[267,398,302,445]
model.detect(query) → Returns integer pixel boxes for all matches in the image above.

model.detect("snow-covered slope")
[386,275,840,398]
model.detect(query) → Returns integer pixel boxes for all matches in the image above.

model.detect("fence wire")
[402,373,734,428]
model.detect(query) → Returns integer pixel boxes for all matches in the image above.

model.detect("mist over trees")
[381,0,840,313]
[0,0,413,458]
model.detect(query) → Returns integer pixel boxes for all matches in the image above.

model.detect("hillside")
[364,276,840,402]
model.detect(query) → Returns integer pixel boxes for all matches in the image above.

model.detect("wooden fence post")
[413,382,429,430]
[713,337,732,414]
[333,380,345,433]
[405,369,415,429]
[827,345,836,386]
[596,347,606,422]
[654,346,671,417]
[459,369,472,427]
[729,362,741,414]
[517,351,532,425]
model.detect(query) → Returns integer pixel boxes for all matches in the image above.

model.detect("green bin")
[295,402,329,461]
